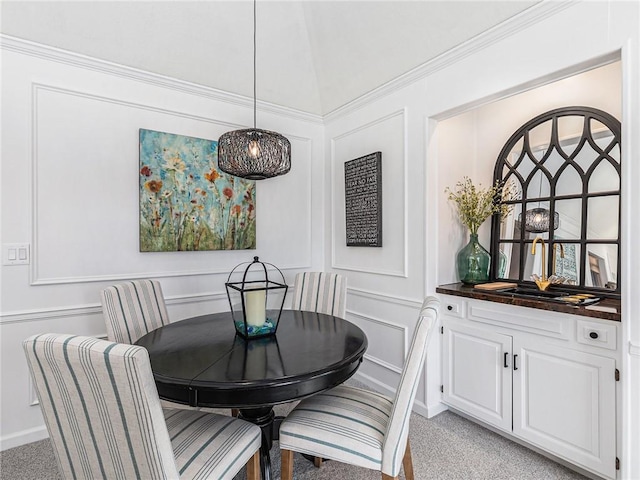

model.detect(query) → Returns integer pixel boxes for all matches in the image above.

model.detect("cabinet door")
[513,341,616,479]
[442,317,512,431]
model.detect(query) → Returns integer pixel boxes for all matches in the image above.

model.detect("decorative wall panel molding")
[348,310,408,365]
[331,109,408,276]
[362,353,403,375]
[1,34,322,125]
[0,291,227,325]
[0,279,305,323]
[28,83,313,285]
[353,370,397,397]
[348,286,423,309]
[353,368,431,419]
[0,304,102,325]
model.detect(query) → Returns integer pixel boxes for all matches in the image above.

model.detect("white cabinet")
[443,322,512,430]
[441,299,619,480]
[513,340,616,478]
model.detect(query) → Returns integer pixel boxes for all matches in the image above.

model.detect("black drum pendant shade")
[520,207,559,233]
[217,0,291,180]
[218,128,291,180]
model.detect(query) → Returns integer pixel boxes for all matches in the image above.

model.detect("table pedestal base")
[240,407,276,480]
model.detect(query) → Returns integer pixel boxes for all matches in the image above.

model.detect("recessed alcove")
[436,60,622,286]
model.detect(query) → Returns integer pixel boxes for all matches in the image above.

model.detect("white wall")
[0,37,325,449]
[3,2,640,478]
[325,79,437,412]
[325,2,639,478]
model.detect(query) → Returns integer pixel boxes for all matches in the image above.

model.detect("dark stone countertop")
[436,283,621,322]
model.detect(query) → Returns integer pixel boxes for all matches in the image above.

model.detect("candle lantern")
[225,256,288,340]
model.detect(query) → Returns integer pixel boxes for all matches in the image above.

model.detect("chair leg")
[231,408,240,417]
[246,450,260,480]
[402,440,414,480]
[314,457,323,468]
[381,441,413,480]
[281,449,294,480]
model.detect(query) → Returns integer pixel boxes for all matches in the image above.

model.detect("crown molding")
[0,34,323,125]
[330,108,409,277]
[1,1,573,126]
[323,0,576,122]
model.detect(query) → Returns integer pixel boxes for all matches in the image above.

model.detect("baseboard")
[426,401,449,418]
[1,425,49,452]
[411,400,429,418]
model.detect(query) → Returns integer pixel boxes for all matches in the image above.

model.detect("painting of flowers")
[139,129,256,251]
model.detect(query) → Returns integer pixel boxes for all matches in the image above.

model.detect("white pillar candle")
[245,289,266,327]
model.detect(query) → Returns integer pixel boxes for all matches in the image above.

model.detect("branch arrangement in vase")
[445,177,519,284]
[445,176,518,234]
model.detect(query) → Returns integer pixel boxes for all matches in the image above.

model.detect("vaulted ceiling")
[1,1,539,115]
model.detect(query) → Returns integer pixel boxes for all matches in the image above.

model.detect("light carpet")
[1,382,587,480]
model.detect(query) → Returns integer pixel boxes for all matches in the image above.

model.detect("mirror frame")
[490,106,621,296]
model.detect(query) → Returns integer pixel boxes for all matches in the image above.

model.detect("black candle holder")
[225,256,288,339]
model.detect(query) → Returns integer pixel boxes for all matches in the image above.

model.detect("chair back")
[381,296,439,477]
[23,333,178,480]
[292,272,347,317]
[101,280,170,344]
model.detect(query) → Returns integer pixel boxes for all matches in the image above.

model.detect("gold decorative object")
[531,237,551,291]
[530,238,571,291]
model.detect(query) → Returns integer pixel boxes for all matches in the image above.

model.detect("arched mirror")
[490,106,621,296]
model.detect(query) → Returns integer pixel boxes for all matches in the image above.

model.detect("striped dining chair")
[100,279,241,417]
[291,272,347,318]
[23,333,261,480]
[279,296,440,480]
[100,279,169,345]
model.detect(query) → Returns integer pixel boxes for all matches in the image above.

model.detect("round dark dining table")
[135,309,368,480]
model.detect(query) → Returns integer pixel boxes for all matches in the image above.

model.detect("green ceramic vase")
[456,233,491,285]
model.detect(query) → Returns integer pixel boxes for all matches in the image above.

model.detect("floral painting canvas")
[139,129,256,251]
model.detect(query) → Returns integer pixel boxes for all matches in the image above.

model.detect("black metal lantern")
[225,256,288,339]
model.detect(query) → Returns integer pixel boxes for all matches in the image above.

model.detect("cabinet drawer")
[441,297,465,318]
[576,320,617,351]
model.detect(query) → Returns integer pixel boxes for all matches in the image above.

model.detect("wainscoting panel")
[331,109,407,277]
[30,83,314,285]
[347,310,407,369]
[0,290,229,326]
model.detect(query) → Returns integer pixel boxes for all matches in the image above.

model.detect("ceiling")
[1,1,539,115]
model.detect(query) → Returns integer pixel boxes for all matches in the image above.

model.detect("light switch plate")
[3,243,30,265]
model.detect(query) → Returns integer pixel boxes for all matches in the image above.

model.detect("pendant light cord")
[216,0,291,179]
[253,0,257,130]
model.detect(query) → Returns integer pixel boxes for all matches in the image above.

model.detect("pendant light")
[217,0,291,180]
[518,175,559,233]
[521,207,559,233]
